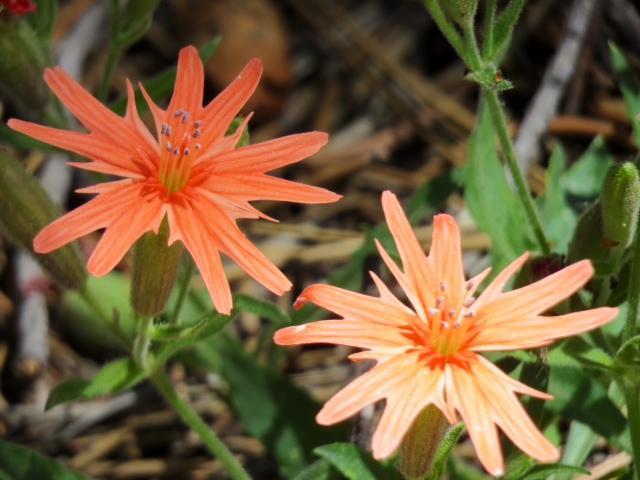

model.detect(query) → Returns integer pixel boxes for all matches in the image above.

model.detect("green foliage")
[561,136,613,198]
[114,0,159,49]
[502,455,588,480]
[490,0,526,62]
[615,335,640,373]
[293,460,339,480]
[426,424,465,480]
[464,102,533,268]
[28,0,58,43]
[46,358,144,410]
[601,162,640,249]
[233,294,290,326]
[0,439,89,480]
[313,443,400,480]
[610,42,640,147]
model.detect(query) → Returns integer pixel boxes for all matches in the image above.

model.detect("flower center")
[426,281,476,357]
[158,108,203,193]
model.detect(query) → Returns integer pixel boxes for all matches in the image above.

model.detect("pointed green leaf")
[0,439,89,480]
[313,443,401,480]
[491,0,526,62]
[561,136,613,198]
[233,294,290,325]
[610,42,640,147]
[426,424,465,480]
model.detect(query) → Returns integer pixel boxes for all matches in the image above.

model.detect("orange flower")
[9,46,340,314]
[274,191,617,476]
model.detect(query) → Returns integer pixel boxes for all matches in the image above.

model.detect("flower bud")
[130,218,182,317]
[442,0,478,25]
[600,162,640,249]
[0,15,49,115]
[567,201,610,276]
[399,405,449,479]
[0,151,86,289]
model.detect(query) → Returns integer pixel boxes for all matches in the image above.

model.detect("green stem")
[150,369,252,480]
[482,0,498,59]
[169,260,195,325]
[422,0,471,67]
[133,315,152,369]
[97,45,122,102]
[624,382,640,479]
[624,223,640,341]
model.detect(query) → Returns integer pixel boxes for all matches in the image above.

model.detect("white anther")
[166,141,173,150]
[160,123,168,134]
[428,307,440,317]
[448,309,456,319]
[465,281,474,291]
[463,311,475,318]
[195,143,202,150]
[165,125,172,136]
[435,297,444,308]
[463,296,476,308]
[173,148,179,156]
[182,111,190,123]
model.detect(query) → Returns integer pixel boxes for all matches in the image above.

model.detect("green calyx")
[0,151,86,289]
[130,218,183,317]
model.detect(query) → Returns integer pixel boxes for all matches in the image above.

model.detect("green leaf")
[610,42,640,147]
[110,37,222,115]
[292,460,338,480]
[465,101,533,268]
[521,464,589,479]
[491,0,526,63]
[313,443,400,480]
[0,439,89,480]
[539,144,577,252]
[561,136,613,198]
[199,336,348,479]
[115,0,160,48]
[552,337,613,371]
[233,294,290,325]
[615,334,640,370]
[427,424,465,480]
[46,358,144,410]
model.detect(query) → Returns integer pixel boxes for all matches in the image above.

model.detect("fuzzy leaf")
[0,440,89,480]
[314,443,400,480]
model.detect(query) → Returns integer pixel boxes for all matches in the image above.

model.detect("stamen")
[182,111,190,124]
[465,281,474,291]
[173,148,179,156]
[428,307,440,317]
[193,129,201,138]
[195,143,202,150]
[173,108,184,118]
[463,311,475,318]
[463,296,476,308]
[439,282,447,292]
[435,297,444,308]
[194,120,202,129]
[160,123,168,135]
[166,141,173,151]
[183,148,190,156]
[448,309,456,319]
[165,125,172,137]
[441,321,451,329]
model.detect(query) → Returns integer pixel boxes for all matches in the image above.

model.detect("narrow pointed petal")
[294,284,417,327]
[125,79,158,155]
[191,194,292,296]
[195,113,254,165]
[8,119,143,176]
[167,202,233,314]
[381,191,435,309]
[207,174,341,204]
[44,67,147,147]
[448,365,504,476]
[33,183,147,253]
[428,214,465,308]
[471,307,618,351]
[87,195,166,276]
[369,271,414,314]
[473,253,529,310]
[139,82,167,138]
[476,260,594,326]
[210,132,328,174]
[317,353,420,425]
[371,368,446,459]
[466,266,491,297]
[274,319,411,350]
[471,359,560,463]
[200,58,262,146]
[167,46,204,117]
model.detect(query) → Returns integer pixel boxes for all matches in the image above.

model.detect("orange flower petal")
[210,132,328,174]
[33,183,147,253]
[471,307,618,351]
[381,191,435,309]
[167,201,233,315]
[369,271,414,314]
[274,319,411,350]
[428,214,465,308]
[199,58,262,147]
[476,260,594,326]
[294,283,417,327]
[167,46,204,117]
[473,253,529,311]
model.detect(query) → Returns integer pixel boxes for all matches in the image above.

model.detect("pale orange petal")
[206,174,341,204]
[473,253,529,311]
[381,191,435,309]
[194,113,253,165]
[87,195,166,276]
[428,214,465,308]
[294,283,417,327]
[167,201,233,314]
[190,193,292,296]
[274,319,410,350]
[199,58,262,147]
[371,366,447,459]
[209,132,328,174]
[125,79,159,157]
[471,307,618,351]
[139,82,167,138]
[476,260,594,326]
[369,271,414,314]
[8,119,143,177]
[33,183,147,253]
[167,46,204,117]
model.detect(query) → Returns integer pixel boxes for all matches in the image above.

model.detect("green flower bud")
[600,162,640,249]
[0,16,49,115]
[130,218,182,317]
[116,0,160,48]
[441,0,478,25]
[567,201,611,277]
[0,151,86,289]
[398,405,449,479]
